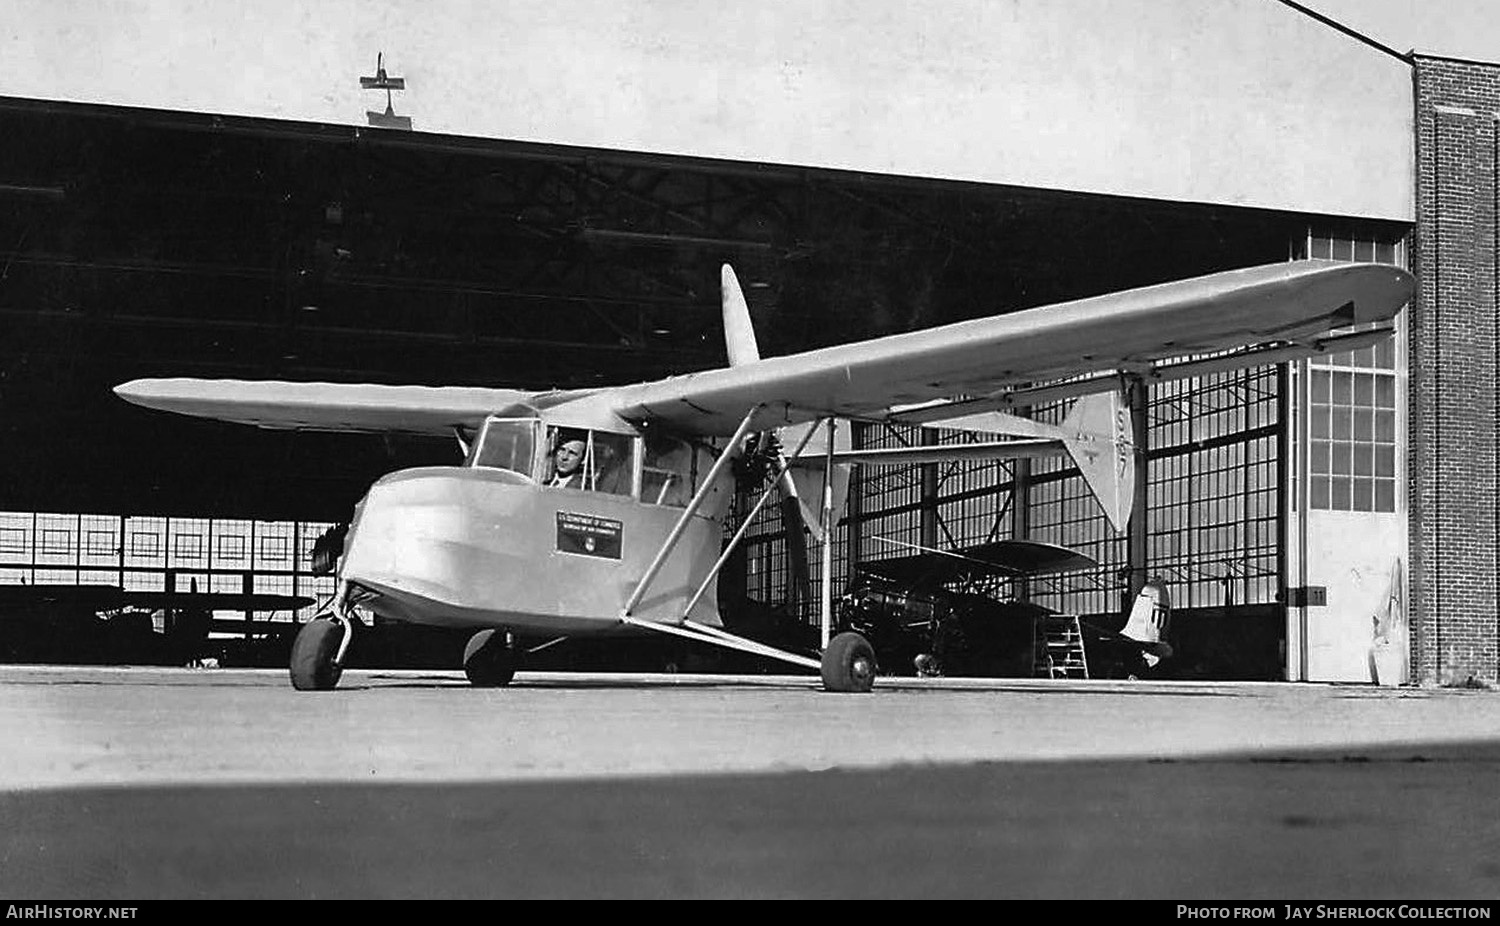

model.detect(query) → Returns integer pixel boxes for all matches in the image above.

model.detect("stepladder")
[1034,614,1089,679]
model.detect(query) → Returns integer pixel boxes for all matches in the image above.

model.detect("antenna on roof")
[360,52,412,130]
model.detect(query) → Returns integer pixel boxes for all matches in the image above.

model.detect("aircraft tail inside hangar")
[0,1,1493,686]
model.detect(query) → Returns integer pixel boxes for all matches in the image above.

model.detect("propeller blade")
[776,421,853,543]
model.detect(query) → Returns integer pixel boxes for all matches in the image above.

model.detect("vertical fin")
[1120,579,1173,668]
[721,264,761,366]
[1121,579,1169,644]
[1060,391,1136,534]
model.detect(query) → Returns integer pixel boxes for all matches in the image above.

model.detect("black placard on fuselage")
[555,511,623,560]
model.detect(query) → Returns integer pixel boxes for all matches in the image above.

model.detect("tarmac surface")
[2,665,1499,899]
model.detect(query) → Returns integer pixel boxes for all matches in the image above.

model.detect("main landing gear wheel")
[289,616,346,691]
[821,631,876,693]
[463,628,517,687]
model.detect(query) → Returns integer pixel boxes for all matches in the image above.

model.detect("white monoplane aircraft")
[115,259,1412,691]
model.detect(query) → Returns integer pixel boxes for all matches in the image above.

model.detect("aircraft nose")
[339,469,521,612]
[351,474,471,553]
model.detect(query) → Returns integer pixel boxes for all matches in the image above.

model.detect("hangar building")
[0,0,1493,685]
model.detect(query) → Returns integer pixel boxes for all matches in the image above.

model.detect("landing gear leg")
[289,611,353,691]
[463,628,517,687]
[821,631,876,692]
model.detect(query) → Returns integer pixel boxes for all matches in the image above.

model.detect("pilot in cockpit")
[548,431,587,488]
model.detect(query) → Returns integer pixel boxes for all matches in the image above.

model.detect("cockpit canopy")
[463,412,699,507]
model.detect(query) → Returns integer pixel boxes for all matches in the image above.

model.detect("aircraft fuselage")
[338,465,727,635]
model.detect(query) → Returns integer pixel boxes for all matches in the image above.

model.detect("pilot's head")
[554,432,587,476]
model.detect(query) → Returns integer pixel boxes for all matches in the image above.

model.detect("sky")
[1298,0,1500,60]
[4,0,1493,219]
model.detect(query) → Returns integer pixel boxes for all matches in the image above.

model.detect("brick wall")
[1411,55,1500,685]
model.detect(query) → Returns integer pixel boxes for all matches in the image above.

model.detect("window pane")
[1375,480,1396,512]
[591,432,635,496]
[1311,477,1331,509]
[473,419,537,475]
[1331,407,1351,440]
[1311,369,1331,404]
[1374,337,1398,370]
[1375,338,1395,369]
[1375,376,1395,408]
[1352,477,1374,512]
[1352,408,1373,441]
[1352,445,1373,476]
[643,435,693,507]
[1332,371,1352,404]
[1311,407,1330,438]
[1311,440,1331,475]
[1331,476,1352,511]
[1331,443,1352,475]
[1354,373,1373,406]
[1376,446,1396,477]
[1375,410,1396,442]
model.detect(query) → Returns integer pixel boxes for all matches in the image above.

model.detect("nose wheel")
[289,615,350,691]
[821,631,876,692]
[463,628,517,687]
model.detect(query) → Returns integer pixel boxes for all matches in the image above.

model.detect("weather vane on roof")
[360,52,411,130]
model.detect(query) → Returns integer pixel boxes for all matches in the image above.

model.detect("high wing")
[113,380,568,436]
[115,260,1412,440]
[612,259,1413,436]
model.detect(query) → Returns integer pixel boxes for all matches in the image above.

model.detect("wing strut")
[619,404,762,619]
[820,418,836,650]
[617,612,823,670]
[680,416,827,618]
[621,403,831,674]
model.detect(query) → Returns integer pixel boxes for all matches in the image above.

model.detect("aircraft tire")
[289,617,345,691]
[463,628,517,687]
[821,631,876,693]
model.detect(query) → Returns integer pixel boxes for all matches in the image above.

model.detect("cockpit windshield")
[466,417,537,477]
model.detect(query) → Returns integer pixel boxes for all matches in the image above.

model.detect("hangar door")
[1286,232,1409,683]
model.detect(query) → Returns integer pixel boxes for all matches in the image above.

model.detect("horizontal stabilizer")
[787,393,1134,531]
[790,438,1065,467]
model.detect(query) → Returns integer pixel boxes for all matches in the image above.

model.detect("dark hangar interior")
[0,95,1392,524]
